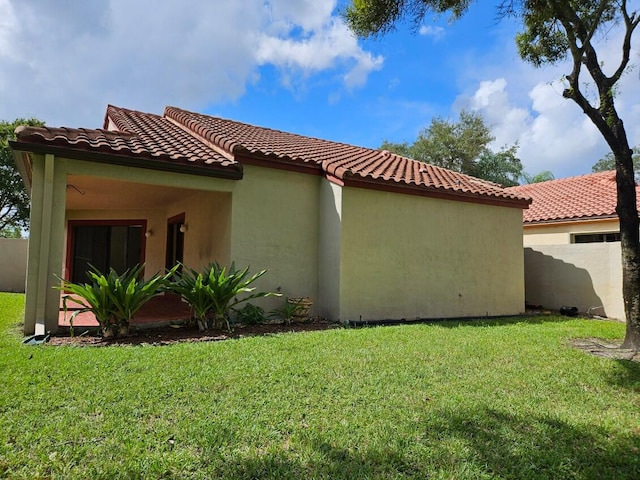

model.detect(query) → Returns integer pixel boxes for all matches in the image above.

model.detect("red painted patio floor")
[59,294,192,328]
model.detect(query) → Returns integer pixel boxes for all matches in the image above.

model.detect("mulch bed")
[47,319,341,347]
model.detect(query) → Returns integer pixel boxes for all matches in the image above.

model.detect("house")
[11,105,531,335]
[506,171,640,319]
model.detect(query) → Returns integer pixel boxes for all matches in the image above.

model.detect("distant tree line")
[381,109,639,187]
[0,118,44,237]
[379,110,552,187]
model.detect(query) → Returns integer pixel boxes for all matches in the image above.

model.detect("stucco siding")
[524,244,624,320]
[522,219,619,246]
[317,180,342,320]
[165,191,232,269]
[0,238,28,292]
[64,158,236,193]
[24,154,67,335]
[338,188,525,321]
[230,165,320,312]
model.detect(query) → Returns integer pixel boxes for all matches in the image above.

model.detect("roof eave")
[343,175,532,209]
[523,215,621,226]
[9,140,244,181]
[10,146,33,194]
[235,151,322,175]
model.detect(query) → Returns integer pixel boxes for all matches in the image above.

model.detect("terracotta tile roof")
[505,171,640,223]
[162,106,530,207]
[12,104,531,208]
[13,108,239,174]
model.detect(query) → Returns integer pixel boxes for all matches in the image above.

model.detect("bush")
[170,262,280,331]
[233,303,266,325]
[56,264,176,338]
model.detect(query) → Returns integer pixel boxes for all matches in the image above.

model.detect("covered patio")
[58,294,192,329]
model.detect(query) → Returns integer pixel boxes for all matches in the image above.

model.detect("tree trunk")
[615,146,640,350]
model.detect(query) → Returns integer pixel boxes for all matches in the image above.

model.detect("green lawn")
[1,291,639,479]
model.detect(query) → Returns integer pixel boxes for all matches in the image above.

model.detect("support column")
[24,154,65,335]
[34,154,56,334]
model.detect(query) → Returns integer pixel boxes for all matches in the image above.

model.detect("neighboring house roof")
[506,170,640,224]
[12,105,530,208]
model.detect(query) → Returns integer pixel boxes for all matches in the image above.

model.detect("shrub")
[56,264,176,338]
[233,303,266,325]
[268,297,307,325]
[170,262,280,331]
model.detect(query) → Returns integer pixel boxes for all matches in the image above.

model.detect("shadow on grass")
[422,314,575,329]
[609,359,640,392]
[347,314,576,331]
[423,407,640,479]
[214,407,640,479]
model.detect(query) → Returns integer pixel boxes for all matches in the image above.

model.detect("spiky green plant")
[268,297,306,325]
[56,264,176,338]
[56,267,120,338]
[106,264,178,334]
[171,262,280,331]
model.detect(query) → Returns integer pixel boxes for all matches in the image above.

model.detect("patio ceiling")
[66,175,197,210]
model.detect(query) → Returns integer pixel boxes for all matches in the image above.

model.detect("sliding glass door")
[69,221,145,283]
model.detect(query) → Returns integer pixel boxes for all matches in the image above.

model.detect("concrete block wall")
[0,238,28,293]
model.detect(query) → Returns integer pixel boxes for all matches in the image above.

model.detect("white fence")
[0,238,28,293]
[524,243,624,320]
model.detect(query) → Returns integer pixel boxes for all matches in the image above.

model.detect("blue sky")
[1,0,639,180]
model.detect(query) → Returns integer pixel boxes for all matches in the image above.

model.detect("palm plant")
[56,267,120,338]
[171,262,280,331]
[56,264,176,338]
[106,264,178,335]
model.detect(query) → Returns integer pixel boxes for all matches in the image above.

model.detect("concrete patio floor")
[58,294,192,328]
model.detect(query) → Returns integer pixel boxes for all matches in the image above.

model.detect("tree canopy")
[345,0,640,349]
[592,147,640,180]
[381,110,523,186]
[0,118,44,236]
[521,170,555,184]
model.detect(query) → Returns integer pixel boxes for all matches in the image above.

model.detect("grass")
[1,291,639,479]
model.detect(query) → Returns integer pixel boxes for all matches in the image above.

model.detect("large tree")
[0,118,44,236]
[382,110,523,186]
[345,0,640,349]
[592,147,640,180]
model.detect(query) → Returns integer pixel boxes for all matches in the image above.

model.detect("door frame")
[165,213,186,270]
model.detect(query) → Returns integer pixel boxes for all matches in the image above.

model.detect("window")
[572,232,621,244]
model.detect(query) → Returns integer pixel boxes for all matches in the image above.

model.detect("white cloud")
[419,25,445,40]
[454,23,640,179]
[0,0,382,128]
[255,16,383,90]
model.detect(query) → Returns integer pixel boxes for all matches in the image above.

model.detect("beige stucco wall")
[524,244,624,320]
[21,151,528,333]
[165,191,232,269]
[0,238,28,292]
[317,180,342,320]
[338,188,526,322]
[24,154,67,335]
[522,219,619,246]
[230,165,321,313]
